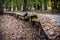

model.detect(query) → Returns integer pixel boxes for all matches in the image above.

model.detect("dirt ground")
[0,14,40,40]
[0,14,60,40]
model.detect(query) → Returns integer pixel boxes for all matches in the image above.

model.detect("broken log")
[4,12,60,39]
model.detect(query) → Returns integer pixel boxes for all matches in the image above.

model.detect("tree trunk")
[51,0,58,14]
[0,0,4,14]
[44,0,47,10]
[54,0,57,10]
[40,0,42,11]
[0,3,3,13]
[8,6,11,11]
[17,5,20,11]
[23,0,29,11]
[13,6,16,12]
[9,0,11,11]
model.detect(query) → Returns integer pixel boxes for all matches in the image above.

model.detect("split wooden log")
[4,12,60,39]
[40,16,60,39]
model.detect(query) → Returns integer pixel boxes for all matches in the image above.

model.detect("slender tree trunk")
[54,0,57,10]
[5,4,8,11]
[44,0,47,10]
[51,0,57,14]
[51,0,53,13]
[19,5,21,11]
[0,3,3,13]
[9,6,11,11]
[15,0,19,11]
[23,0,29,11]
[40,4,42,11]
[13,5,16,12]
[40,0,42,11]
[0,0,4,14]
[16,0,18,11]
[18,5,21,11]
[17,5,20,11]
[13,0,16,12]
[8,0,11,11]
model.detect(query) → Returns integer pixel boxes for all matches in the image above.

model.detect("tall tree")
[40,0,42,10]
[0,0,5,14]
[9,0,11,11]
[54,0,58,10]
[51,0,58,13]
[51,0,58,10]
[44,0,47,10]
[23,0,29,11]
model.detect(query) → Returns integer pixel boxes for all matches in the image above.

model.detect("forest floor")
[0,13,60,40]
[0,14,50,40]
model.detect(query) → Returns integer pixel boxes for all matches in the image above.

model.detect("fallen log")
[4,12,60,39]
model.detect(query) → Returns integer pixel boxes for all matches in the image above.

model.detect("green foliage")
[4,0,24,6]
[4,0,42,6]
[3,0,60,10]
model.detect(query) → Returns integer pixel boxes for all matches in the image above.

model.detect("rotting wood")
[4,12,60,39]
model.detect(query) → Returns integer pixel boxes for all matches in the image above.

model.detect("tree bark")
[51,0,58,14]
[23,0,29,11]
[8,0,11,11]
[54,0,57,9]
[44,0,47,10]
[0,0,4,14]
[40,0,42,11]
